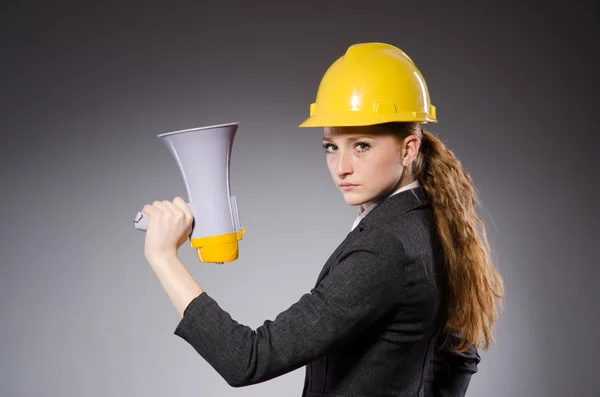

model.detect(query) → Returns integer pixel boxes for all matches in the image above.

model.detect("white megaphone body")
[134,122,245,264]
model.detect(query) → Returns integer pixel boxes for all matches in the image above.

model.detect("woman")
[141,42,504,396]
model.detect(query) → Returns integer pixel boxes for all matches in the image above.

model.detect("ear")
[402,135,421,166]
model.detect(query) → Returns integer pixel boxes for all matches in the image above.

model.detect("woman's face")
[323,125,409,211]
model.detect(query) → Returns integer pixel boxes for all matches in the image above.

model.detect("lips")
[340,183,359,191]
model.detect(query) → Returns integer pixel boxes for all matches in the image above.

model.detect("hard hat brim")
[298,111,437,128]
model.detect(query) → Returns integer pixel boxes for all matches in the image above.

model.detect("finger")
[173,196,193,218]
[153,200,172,215]
[162,200,181,217]
[142,204,159,216]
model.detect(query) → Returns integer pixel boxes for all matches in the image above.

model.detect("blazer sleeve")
[424,331,481,397]
[173,226,407,387]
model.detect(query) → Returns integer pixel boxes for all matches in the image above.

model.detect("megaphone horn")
[134,122,245,264]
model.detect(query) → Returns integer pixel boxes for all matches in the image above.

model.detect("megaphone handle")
[133,211,194,232]
[134,212,148,231]
[133,200,193,231]
[133,197,242,233]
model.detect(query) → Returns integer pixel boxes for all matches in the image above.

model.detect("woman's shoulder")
[358,207,437,257]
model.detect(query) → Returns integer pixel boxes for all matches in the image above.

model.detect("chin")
[341,193,366,206]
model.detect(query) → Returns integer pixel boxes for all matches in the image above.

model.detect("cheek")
[366,155,401,181]
[326,157,335,172]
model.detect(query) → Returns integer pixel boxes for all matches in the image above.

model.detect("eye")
[322,143,337,153]
[354,141,371,152]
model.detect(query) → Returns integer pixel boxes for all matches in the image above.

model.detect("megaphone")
[134,122,245,264]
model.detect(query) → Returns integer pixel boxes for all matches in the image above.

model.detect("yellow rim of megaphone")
[189,229,246,263]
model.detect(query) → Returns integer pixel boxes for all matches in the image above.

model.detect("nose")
[336,149,353,177]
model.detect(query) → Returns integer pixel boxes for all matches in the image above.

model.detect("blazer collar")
[356,185,428,231]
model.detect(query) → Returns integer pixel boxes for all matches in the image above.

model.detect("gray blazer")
[174,186,480,396]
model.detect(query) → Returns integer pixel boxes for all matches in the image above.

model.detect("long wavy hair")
[384,121,505,352]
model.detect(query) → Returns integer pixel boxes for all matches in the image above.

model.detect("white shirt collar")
[351,180,421,231]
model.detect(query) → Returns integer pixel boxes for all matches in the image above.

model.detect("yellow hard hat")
[299,42,437,127]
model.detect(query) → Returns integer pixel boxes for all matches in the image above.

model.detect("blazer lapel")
[313,186,428,286]
[357,185,428,230]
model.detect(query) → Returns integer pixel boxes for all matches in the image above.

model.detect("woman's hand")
[141,196,193,264]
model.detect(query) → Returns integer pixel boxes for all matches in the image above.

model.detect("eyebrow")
[322,134,375,143]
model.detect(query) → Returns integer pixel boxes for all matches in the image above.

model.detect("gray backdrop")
[2,1,597,396]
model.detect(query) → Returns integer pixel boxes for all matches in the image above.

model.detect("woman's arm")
[148,255,203,318]
[170,226,408,388]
